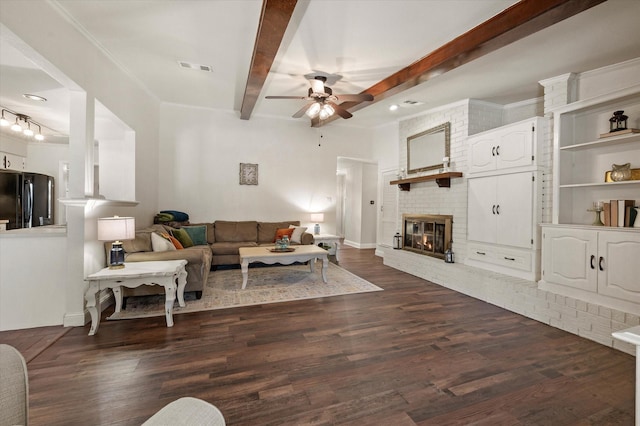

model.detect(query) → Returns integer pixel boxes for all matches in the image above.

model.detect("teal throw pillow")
[171,228,194,248]
[183,225,207,246]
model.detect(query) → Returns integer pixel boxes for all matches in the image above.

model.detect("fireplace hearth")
[402,214,452,259]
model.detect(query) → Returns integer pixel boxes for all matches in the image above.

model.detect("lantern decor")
[609,110,628,133]
[393,232,402,250]
[444,247,454,263]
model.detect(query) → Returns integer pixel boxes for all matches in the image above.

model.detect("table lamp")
[98,216,135,269]
[310,213,324,235]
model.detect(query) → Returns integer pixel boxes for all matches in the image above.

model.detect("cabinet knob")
[492,146,496,156]
[599,256,604,271]
[496,205,500,215]
[496,145,500,156]
[492,205,496,214]
[590,254,595,269]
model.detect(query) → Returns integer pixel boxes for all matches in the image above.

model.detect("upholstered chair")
[0,344,29,426]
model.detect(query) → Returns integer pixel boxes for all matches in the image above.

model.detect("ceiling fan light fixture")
[0,111,8,127]
[319,104,334,120]
[306,102,322,118]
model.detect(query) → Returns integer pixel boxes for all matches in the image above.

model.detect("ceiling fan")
[265,76,374,120]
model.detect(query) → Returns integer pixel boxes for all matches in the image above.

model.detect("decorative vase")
[610,163,632,182]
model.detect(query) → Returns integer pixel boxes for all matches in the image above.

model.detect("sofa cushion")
[182,225,207,246]
[210,241,258,255]
[257,221,300,243]
[171,228,194,248]
[121,232,152,254]
[151,232,176,252]
[215,221,257,242]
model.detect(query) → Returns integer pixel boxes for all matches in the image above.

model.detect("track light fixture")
[0,109,45,141]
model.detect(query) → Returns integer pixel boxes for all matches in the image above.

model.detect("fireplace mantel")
[390,171,463,190]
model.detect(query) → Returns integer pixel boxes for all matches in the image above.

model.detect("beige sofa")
[112,221,314,300]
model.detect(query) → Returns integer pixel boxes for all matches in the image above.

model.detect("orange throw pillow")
[273,228,294,242]
[161,232,184,250]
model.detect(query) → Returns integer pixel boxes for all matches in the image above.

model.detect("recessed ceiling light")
[389,104,399,111]
[23,94,47,102]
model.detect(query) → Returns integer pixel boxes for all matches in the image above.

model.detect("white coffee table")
[84,260,188,335]
[239,245,329,289]
[313,234,341,262]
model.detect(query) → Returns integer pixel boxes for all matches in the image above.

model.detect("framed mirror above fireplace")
[407,122,450,174]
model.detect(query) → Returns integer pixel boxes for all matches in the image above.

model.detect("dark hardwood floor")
[1,247,635,425]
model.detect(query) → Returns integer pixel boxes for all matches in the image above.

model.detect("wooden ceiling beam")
[313,0,606,127]
[240,0,297,120]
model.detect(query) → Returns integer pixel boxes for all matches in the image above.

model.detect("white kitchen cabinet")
[467,117,545,175]
[540,225,640,312]
[1,152,25,171]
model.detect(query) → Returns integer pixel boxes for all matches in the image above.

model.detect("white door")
[467,176,497,243]
[379,169,398,247]
[597,231,640,303]
[496,172,533,248]
[542,227,597,291]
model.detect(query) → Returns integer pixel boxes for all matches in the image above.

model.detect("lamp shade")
[97,216,135,241]
[310,213,324,223]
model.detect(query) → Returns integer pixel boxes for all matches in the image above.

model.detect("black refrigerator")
[0,170,55,230]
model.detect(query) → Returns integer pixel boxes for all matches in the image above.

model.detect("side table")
[313,234,341,263]
[85,260,188,335]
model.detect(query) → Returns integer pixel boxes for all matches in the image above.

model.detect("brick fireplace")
[402,214,453,259]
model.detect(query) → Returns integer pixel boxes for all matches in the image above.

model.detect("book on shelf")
[610,200,618,227]
[609,199,636,227]
[626,205,637,227]
[603,202,610,226]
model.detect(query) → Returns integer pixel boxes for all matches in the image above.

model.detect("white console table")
[85,260,187,335]
[612,326,640,426]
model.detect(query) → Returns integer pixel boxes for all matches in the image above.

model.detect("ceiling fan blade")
[334,93,374,102]
[265,95,308,100]
[292,102,314,118]
[328,102,353,119]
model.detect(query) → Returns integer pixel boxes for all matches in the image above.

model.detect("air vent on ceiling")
[400,100,424,107]
[178,61,212,72]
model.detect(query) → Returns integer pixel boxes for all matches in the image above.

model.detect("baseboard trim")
[64,289,114,327]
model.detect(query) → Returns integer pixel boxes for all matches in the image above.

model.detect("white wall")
[158,104,376,234]
[1,1,161,329]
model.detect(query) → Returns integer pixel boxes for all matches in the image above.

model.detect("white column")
[612,326,640,426]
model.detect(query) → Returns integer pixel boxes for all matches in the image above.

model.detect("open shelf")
[390,172,463,191]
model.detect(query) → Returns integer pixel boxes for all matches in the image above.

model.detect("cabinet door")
[495,124,533,170]
[468,136,496,174]
[496,172,533,248]
[467,176,497,243]
[597,232,640,303]
[542,227,597,291]
[1,153,25,171]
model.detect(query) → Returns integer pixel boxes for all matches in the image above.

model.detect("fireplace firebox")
[402,214,452,259]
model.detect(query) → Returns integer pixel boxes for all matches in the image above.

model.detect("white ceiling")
[2,0,640,138]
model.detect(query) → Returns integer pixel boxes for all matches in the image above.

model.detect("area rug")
[107,262,383,320]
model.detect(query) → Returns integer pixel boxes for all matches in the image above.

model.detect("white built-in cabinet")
[1,152,25,171]
[540,226,640,313]
[539,84,640,313]
[465,117,546,281]
[468,120,537,174]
